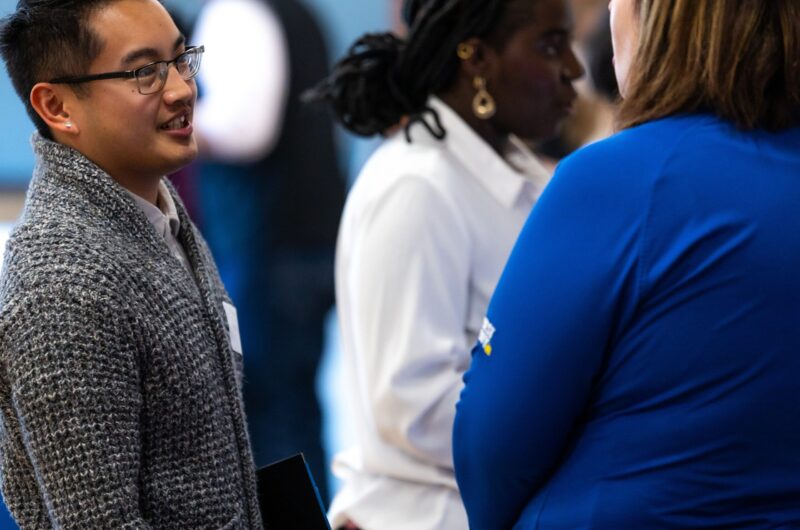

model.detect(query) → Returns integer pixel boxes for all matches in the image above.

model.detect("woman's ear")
[456,37,494,80]
[30,82,80,136]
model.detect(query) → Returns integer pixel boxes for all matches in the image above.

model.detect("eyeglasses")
[49,45,205,95]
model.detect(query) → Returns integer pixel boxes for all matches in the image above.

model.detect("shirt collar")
[422,96,552,208]
[125,181,181,239]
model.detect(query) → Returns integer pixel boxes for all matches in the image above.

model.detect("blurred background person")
[192,0,345,505]
[582,8,618,104]
[306,0,583,528]
[454,0,800,528]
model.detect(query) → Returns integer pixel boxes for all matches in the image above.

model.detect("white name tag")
[222,302,243,355]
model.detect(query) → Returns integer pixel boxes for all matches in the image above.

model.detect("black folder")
[257,453,331,530]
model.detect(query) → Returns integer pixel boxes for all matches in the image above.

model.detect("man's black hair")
[0,0,114,139]
[304,0,537,139]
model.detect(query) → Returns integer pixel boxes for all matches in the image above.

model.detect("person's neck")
[438,86,508,157]
[114,174,161,205]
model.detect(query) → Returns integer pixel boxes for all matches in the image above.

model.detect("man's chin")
[165,142,199,173]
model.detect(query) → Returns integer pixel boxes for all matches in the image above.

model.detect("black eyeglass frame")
[48,45,205,95]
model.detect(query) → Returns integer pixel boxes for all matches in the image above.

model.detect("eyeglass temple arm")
[49,71,135,84]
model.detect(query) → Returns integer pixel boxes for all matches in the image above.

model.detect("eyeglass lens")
[134,48,202,95]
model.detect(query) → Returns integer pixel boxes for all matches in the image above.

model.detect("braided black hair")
[304,0,534,141]
[303,32,410,137]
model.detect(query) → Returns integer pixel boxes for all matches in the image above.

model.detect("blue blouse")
[453,114,800,529]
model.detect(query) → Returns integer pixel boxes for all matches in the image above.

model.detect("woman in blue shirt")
[453,0,800,528]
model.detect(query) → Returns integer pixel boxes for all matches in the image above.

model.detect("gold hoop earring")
[456,43,474,60]
[472,76,496,120]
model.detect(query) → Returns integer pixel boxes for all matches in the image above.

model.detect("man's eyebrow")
[173,34,186,52]
[121,35,186,66]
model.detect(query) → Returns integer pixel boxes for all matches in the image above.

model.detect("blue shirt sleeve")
[453,135,654,529]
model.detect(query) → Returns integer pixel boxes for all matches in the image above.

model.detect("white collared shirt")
[125,182,193,275]
[329,98,552,530]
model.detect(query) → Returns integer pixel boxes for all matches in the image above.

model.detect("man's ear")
[30,82,80,136]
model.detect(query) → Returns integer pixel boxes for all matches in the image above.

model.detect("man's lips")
[159,111,194,139]
[159,113,191,131]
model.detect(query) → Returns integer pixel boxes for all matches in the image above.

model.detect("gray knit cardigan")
[0,135,262,529]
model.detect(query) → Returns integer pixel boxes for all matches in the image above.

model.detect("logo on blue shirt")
[478,317,495,356]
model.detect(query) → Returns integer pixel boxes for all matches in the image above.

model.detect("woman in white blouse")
[306,0,583,528]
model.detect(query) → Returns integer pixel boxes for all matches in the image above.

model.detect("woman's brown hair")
[617,0,800,131]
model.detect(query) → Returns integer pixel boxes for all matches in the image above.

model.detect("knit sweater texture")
[0,135,262,529]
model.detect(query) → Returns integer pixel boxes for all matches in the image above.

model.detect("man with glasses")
[0,0,261,527]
